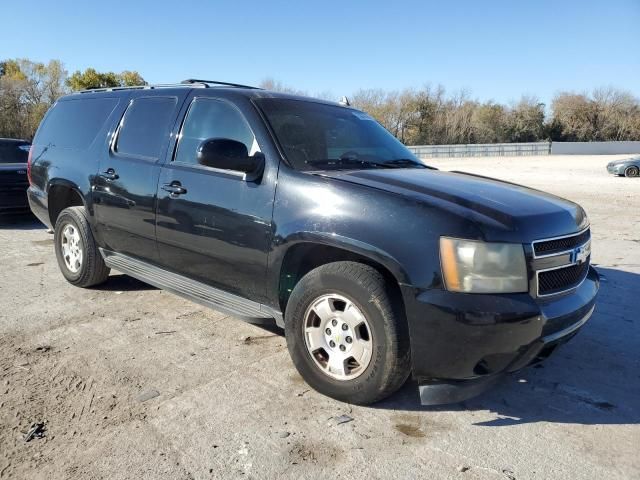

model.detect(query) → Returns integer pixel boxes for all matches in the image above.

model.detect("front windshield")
[255,98,425,171]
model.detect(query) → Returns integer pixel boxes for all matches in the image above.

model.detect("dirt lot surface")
[1,155,638,479]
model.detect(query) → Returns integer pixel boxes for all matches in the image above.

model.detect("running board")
[100,250,283,326]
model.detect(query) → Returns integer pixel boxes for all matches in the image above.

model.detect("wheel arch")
[625,165,639,177]
[47,179,86,227]
[275,234,409,316]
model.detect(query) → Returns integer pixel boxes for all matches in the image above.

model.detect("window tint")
[35,98,118,149]
[115,97,177,159]
[0,142,30,163]
[174,98,258,165]
[255,98,421,171]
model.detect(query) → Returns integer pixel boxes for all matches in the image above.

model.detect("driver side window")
[174,98,258,166]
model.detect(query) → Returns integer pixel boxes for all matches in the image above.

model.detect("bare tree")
[550,87,640,142]
[259,77,306,96]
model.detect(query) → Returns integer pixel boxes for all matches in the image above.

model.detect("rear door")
[93,94,183,261]
[155,95,277,302]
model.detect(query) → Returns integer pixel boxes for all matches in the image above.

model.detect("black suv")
[27,80,599,405]
[0,138,31,214]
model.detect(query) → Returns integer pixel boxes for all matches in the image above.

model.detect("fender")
[266,229,412,311]
[280,231,410,284]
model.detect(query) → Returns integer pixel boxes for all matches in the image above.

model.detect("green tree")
[119,70,146,87]
[66,68,146,91]
[0,58,67,139]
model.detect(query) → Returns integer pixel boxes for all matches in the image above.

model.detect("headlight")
[440,237,528,293]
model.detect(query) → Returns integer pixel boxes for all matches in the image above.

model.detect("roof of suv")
[64,79,345,108]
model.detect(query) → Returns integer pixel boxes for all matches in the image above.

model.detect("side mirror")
[196,138,264,181]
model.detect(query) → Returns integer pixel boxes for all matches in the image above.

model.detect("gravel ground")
[0,154,638,480]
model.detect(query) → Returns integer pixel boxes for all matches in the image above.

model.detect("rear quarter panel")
[29,94,128,229]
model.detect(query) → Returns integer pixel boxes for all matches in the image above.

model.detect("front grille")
[538,260,589,295]
[533,228,590,256]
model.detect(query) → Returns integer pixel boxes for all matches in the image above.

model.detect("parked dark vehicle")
[0,138,31,215]
[27,80,599,405]
[607,156,640,177]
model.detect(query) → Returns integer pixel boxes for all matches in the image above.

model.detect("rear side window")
[35,98,118,149]
[0,142,30,163]
[115,97,177,159]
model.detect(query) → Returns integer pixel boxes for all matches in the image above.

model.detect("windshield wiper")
[306,158,385,169]
[307,157,427,170]
[378,159,428,169]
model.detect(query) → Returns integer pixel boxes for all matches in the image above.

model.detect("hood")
[611,157,639,166]
[319,169,588,242]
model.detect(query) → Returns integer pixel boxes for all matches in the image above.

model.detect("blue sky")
[2,0,638,105]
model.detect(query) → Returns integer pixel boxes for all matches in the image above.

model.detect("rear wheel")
[624,166,639,178]
[54,206,110,287]
[284,261,410,405]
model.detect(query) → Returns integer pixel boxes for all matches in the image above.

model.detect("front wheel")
[284,262,410,405]
[54,206,110,287]
[624,166,639,178]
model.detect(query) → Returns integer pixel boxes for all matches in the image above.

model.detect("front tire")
[284,262,410,405]
[624,166,639,178]
[54,206,110,287]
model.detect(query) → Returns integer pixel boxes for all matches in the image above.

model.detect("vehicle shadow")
[0,213,45,230]
[96,274,158,292]
[374,266,640,426]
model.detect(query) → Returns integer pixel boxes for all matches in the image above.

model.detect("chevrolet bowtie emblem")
[572,242,590,265]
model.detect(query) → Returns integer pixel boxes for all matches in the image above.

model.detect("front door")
[93,95,180,261]
[155,97,277,302]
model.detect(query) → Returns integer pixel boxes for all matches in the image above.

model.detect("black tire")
[284,261,410,405]
[54,206,110,287]
[624,166,639,178]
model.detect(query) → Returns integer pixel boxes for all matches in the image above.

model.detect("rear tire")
[54,206,110,287]
[284,261,410,405]
[624,166,639,178]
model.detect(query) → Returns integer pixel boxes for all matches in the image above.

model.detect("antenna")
[339,96,351,106]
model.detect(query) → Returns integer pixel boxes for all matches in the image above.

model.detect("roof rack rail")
[181,79,260,89]
[77,79,259,94]
[77,83,208,94]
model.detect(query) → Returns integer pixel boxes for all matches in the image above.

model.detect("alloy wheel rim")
[60,224,83,273]
[303,293,373,381]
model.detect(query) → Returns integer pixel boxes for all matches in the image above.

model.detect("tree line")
[2,58,639,145]
[0,58,146,140]
[349,85,640,145]
[261,78,640,145]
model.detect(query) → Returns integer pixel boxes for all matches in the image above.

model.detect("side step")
[100,250,283,326]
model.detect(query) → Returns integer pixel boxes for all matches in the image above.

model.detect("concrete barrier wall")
[551,141,640,155]
[407,141,640,158]
[407,142,550,158]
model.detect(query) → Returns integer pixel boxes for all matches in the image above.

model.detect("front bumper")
[607,164,625,175]
[402,266,599,402]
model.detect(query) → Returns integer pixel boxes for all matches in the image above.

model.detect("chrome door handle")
[162,183,187,196]
[100,168,119,181]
